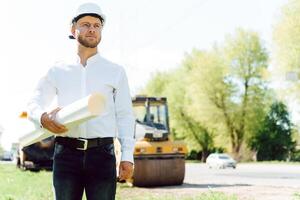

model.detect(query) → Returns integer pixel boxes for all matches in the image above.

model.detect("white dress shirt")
[27,53,135,163]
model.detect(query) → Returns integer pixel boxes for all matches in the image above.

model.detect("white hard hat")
[72,2,106,23]
[69,2,106,39]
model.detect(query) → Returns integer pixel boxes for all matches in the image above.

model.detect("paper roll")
[19,93,106,147]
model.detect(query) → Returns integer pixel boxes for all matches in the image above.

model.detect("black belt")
[55,137,113,151]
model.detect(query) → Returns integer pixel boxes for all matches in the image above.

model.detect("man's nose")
[88,26,96,33]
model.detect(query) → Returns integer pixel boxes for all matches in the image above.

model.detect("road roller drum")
[133,154,185,187]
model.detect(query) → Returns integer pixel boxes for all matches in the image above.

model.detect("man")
[27,3,135,200]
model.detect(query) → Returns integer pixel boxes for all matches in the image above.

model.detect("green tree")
[273,0,300,73]
[224,29,270,156]
[143,71,171,96]
[250,102,296,161]
[273,0,300,99]
[143,69,216,161]
[182,48,231,153]
[143,29,271,160]
[184,29,270,158]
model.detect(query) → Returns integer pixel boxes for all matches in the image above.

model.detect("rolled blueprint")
[19,93,106,147]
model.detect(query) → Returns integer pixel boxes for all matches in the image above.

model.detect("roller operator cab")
[132,96,187,187]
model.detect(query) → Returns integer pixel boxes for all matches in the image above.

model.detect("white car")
[206,153,237,169]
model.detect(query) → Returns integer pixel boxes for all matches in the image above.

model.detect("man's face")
[72,16,103,48]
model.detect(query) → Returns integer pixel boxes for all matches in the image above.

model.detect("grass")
[0,164,53,200]
[185,159,202,163]
[294,192,300,200]
[0,164,237,200]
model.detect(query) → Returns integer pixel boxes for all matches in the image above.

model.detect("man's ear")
[70,24,76,38]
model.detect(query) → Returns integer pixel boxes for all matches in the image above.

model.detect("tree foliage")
[143,69,216,161]
[249,102,296,161]
[273,0,300,72]
[224,29,270,156]
[183,29,270,158]
[273,0,300,99]
[143,29,273,160]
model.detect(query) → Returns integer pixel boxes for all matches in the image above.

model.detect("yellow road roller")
[131,96,187,187]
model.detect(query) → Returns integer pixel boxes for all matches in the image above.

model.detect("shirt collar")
[75,52,101,66]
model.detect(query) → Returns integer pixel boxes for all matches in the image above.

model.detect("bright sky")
[0,0,288,149]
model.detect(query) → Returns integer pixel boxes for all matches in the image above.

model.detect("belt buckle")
[77,138,88,150]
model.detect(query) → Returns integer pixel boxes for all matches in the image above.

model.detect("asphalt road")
[185,163,300,187]
[140,163,300,200]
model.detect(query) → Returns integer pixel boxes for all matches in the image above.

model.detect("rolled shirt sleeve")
[115,68,135,163]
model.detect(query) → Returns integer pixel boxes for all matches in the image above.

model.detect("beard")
[78,35,101,48]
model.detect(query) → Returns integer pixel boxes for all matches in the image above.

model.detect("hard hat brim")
[72,13,105,24]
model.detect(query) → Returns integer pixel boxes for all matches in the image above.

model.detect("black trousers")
[53,142,116,200]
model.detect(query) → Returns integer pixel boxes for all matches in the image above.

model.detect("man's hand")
[118,161,133,182]
[41,107,68,134]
